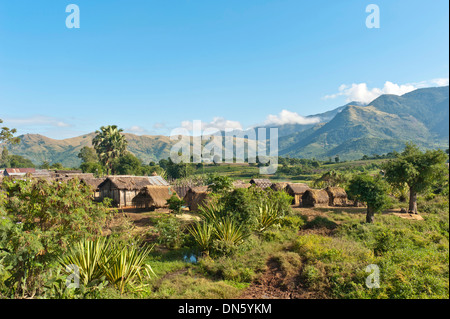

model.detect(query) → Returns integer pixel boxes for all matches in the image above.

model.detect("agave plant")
[188,222,213,254]
[60,238,155,294]
[256,203,281,233]
[102,242,155,294]
[213,217,248,245]
[197,199,222,223]
[59,237,111,287]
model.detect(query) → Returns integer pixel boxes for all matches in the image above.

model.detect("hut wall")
[294,194,302,206]
[325,187,348,207]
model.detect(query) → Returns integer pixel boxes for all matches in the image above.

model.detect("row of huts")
[251,178,351,208]
[1,169,355,211]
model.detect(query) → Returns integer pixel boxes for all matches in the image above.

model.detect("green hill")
[6,133,175,167]
[3,86,449,166]
[279,86,449,160]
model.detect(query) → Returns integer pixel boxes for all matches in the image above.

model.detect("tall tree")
[77,146,99,163]
[1,119,21,168]
[384,143,447,214]
[0,119,20,145]
[347,174,391,223]
[92,125,128,174]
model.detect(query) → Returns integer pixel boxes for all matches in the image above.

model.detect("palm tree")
[92,125,128,174]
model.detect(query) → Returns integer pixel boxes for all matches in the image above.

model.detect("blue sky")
[0,0,448,139]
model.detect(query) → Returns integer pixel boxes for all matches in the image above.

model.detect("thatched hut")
[233,180,252,189]
[325,187,348,207]
[270,182,289,192]
[98,175,169,208]
[301,189,329,208]
[79,177,105,200]
[183,186,210,211]
[133,186,178,210]
[249,178,273,189]
[285,183,310,206]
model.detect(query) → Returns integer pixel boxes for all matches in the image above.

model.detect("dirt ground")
[238,257,325,299]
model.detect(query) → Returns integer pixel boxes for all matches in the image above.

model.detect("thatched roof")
[133,185,178,208]
[188,186,210,194]
[79,178,105,190]
[233,181,252,189]
[325,187,347,198]
[285,183,310,194]
[98,175,169,190]
[183,186,211,211]
[301,189,329,207]
[249,178,273,189]
[270,182,289,191]
[325,187,348,207]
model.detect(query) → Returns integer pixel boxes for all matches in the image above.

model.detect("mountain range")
[3,86,449,167]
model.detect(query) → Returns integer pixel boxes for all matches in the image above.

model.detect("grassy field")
[100,193,448,299]
[190,158,387,184]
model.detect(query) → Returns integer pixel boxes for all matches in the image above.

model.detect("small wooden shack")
[285,183,310,206]
[133,186,178,210]
[183,186,210,211]
[98,175,169,208]
[249,178,273,189]
[325,187,348,207]
[301,189,329,208]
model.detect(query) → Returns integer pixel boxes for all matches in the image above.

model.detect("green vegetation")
[92,125,128,174]
[0,178,112,297]
[347,174,391,223]
[384,143,447,214]
[1,112,449,302]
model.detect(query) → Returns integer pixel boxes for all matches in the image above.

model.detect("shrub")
[166,195,184,215]
[0,178,111,297]
[155,216,186,249]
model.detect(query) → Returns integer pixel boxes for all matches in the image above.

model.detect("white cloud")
[4,115,71,128]
[180,117,243,132]
[152,122,166,129]
[126,125,148,134]
[324,78,449,104]
[264,109,321,126]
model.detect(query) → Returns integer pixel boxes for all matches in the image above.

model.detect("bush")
[155,216,186,249]
[166,195,184,215]
[0,177,111,298]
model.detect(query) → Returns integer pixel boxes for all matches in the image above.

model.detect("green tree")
[77,146,99,163]
[92,125,128,174]
[80,161,105,177]
[164,158,194,179]
[8,155,35,168]
[347,174,391,223]
[384,143,447,214]
[50,162,64,170]
[40,161,50,169]
[112,152,143,176]
[0,119,20,145]
[206,174,233,193]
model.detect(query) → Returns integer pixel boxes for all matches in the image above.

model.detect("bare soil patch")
[238,257,323,299]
